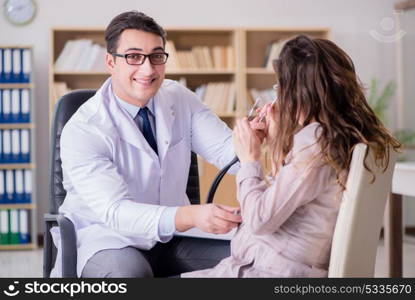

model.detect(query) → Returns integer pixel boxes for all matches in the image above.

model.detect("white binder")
[21,129,30,161]
[0,49,3,76]
[22,49,31,78]
[12,49,21,80]
[2,90,11,121]
[21,89,30,121]
[5,170,14,201]
[24,170,32,195]
[19,209,29,242]
[4,49,11,81]
[11,129,20,161]
[3,130,11,161]
[15,170,24,199]
[10,209,18,237]
[0,171,4,203]
[0,210,9,242]
[11,89,20,121]
[0,128,2,158]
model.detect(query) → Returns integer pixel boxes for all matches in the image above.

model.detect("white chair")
[328,143,397,277]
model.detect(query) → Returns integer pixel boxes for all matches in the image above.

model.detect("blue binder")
[20,89,30,123]
[24,170,31,203]
[0,171,5,204]
[18,210,30,244]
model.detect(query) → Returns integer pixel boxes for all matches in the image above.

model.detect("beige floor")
[0,239,414,277]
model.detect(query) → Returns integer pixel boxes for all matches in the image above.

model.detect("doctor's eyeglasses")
[112,52,169,65]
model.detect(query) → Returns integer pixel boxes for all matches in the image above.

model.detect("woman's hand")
[233,117,262,163]
[263,103,279,145]
[249,112,267,143]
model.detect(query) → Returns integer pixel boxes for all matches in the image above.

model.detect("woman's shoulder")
[292,122,322,155]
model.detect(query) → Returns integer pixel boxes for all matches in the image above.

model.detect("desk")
[385,162,415,277]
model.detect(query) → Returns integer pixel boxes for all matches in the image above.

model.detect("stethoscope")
[205,95,278,204]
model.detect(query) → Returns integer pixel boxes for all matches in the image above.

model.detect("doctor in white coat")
[50,11,242,277]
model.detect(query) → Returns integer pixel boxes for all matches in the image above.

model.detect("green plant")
[367,78,396,126]
[367,77,415,147]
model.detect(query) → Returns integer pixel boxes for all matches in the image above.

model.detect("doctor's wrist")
[175,205,194,232]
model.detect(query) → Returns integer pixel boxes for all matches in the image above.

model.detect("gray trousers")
[81,236,230,278]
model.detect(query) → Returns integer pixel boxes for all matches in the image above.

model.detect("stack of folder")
[0,209,30,245]
[0,48,31,83]
[0,47,33,247]
[0,169,32,204]
[0,89,31,123]
[0,129,31,163]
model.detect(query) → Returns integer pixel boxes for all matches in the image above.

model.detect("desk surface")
[393,161,415,197]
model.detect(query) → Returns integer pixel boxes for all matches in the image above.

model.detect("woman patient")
[181,35,400,277]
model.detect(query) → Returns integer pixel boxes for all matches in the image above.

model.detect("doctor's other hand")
[233,117,262,164]
[175,204,241,234]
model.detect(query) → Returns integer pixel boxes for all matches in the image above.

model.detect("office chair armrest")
[43,213,58,278]
[56,215,78,278]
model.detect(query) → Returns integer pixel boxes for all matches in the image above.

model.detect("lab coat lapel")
[154,89,175,162]
[106,87,158,160]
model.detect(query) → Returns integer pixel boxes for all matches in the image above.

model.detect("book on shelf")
[196,81,236,115]
[249,88,277,105]
[165,40,180,71]
[0,169,32,204]
[0,88,31,123]
[165,40,234,71]
[0,209,30,245]
[263,37,292,70]
[52,81,71,107]
[54,39,107,72]
[0,48,31,83]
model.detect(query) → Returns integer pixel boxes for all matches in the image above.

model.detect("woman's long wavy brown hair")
[270,35,401,189]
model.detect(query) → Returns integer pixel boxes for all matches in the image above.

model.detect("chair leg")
[385,193,403,277]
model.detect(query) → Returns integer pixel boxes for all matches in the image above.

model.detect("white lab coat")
[50,78,236,277]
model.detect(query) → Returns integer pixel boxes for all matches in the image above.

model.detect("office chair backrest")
[328,143,397,277]
[49,89,200,214]
[49,90,96,214]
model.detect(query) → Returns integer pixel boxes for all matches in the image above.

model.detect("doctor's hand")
[175,204,241,234]
[233,117,262,164]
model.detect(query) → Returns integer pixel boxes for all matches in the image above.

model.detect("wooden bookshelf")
[49,27,330,207]
[0,46,37,250]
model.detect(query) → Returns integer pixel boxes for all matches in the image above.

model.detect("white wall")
[0,0,404,234]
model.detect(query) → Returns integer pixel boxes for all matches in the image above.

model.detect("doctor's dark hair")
[269,35,400,189]
[105,11,167,54]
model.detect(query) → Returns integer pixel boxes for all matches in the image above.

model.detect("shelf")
[0,83,34,89]
[0,45,33,49]
[0,244,37,250]
[167,69,235,75]
[0,124,34,129]
[218,113,238,118]
[0,203,35,210]
[0,164,35,169]
[246,68,275,74]
[54,71,109,75]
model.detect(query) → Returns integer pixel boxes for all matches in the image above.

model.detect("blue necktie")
[136,107,158,154]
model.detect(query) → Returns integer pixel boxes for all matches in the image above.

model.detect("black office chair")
[43,89,200,278]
